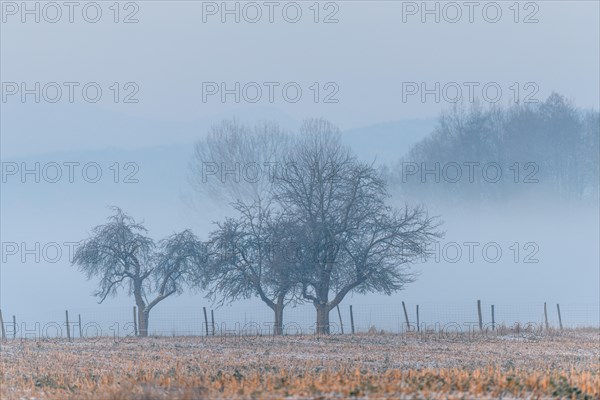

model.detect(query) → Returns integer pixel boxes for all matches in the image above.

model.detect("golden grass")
[1,329,598,399]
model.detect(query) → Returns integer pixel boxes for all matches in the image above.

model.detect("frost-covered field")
[1,329,598,399]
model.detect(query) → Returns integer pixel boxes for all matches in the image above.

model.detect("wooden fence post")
[203,307,209,336]
[336,305,344,334]
[349,305,355,334]
[556,304,563,330]
[543,302,549,330]
[416,305,420,332]
[12,315,16,339]
[211,309,215,336]
[401,301,410,330]
[477,300,483,331]
[65,310,71,341]
[78,314,83,338]
[133,306,138,337]
[0,310,6,341]
[491,305,495,331]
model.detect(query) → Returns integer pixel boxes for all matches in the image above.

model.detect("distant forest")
[389,93,599,203]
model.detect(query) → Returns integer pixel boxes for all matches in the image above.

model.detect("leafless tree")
[201,200,302,335]
[275,119,443,333]
[188,119,300,334]
[72,207,205,336]
[188,119,293,205]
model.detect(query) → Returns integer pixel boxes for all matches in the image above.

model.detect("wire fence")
[1,301,598,340]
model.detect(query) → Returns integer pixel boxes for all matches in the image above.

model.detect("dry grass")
[1,329,598,399]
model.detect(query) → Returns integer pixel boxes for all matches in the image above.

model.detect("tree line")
[388,93,599,202]
[72,119,442,336]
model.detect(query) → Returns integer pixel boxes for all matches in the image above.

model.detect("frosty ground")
[1,329,598,399]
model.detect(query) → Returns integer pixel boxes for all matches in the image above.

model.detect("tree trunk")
[315,304,331,334]
[138,307,150,337]
[133,281,149,337]
[273,304,284,336]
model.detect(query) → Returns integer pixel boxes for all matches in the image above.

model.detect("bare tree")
[188,119,293,205]
[276,119,443,333]
[202,200,302,335]
[72,207,205,336]
[187,119,300,334]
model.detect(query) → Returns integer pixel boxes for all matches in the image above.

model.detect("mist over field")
[1,104,598,333]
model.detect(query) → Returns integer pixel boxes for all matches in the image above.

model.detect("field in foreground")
[1,330,598,399]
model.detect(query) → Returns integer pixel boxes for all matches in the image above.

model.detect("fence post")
[203,307,209,336]
[491,305,495,331]
[336,305,344,334]
[543,302,549,330]
[78,314,83,338]
[349,305,355,334]
[12,315,16,339]
[416,305,420,332]
[401,301,410,330]
[477,300,483,331]
[133,306,138,337]
[211,309,215,336]
[0,309,5,341]
[556,304,563,330]
[65,310,71,341]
